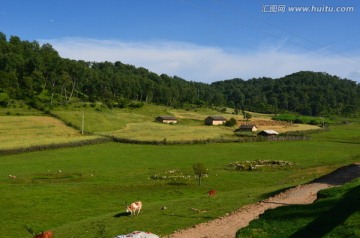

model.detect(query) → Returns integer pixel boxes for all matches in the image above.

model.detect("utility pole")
[81,111,85,135]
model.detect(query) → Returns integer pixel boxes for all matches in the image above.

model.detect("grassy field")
[51,103,320,142]
[0,102,322,150]
[0,100,43,116]
[0,116,100,150]
[0,121,359,237]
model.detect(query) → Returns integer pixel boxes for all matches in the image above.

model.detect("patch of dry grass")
[107,121,235,141]
[242,117,320,133]
[0,116,100,150]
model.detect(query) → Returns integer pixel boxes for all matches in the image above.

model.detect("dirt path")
[168,163,360,238]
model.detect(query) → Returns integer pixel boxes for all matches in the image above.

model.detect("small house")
[155,116,177,124]
[238,124,258,132]
[257,130,279,137]
[204,116,227,125]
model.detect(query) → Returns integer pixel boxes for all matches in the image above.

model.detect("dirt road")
[168,163,360,238]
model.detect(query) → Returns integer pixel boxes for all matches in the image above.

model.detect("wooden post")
[81,111,84,135]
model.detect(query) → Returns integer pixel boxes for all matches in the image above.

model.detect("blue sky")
[1,0,360,83]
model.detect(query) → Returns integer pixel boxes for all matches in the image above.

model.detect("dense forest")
[0,32,359,116]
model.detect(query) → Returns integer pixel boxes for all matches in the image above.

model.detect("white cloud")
[40,37,360,83]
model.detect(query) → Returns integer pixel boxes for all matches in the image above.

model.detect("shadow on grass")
[328,140,360,145]
[163,212,215,220]
[166,181,189,186]
[113,212,130,218]
[259,186,294,200]
[289,185,360,238]
[311,163,360,186]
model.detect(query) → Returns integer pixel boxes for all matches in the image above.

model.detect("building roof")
[156,116,177,120]
[239,124,257,129]
[259,130,279,135]
[206,116,227,121]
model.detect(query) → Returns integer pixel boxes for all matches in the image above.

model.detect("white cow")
[126,201,142,216]
[115,231,159,238]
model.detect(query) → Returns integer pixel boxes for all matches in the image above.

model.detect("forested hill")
[0,32,359,116]
[210,72,360,116]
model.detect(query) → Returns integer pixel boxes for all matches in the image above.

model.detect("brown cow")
[33,231,53,238]
[208,189,217,197]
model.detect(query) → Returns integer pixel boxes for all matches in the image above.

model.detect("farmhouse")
[155,116,177,124]
[238,124,258,132]
[257,130,279,137]
[204,116,227,125]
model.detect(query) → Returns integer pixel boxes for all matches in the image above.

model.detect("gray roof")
[263,130,279,135]
[239,124,257,129]
[157,116,177,120]
[206,116,227,121]
[259,130,279,135]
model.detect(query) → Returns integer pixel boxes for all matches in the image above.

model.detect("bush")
[225,118,237,127]
[294,118,303,124]
[128,101,144,109]
[309,119,319,125]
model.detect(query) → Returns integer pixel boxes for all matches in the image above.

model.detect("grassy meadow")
[0,103,358,237]
[0,121,359,237]
[51,103,319,142]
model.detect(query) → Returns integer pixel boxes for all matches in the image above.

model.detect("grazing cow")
[33,231,53,238]
[208,189,217,197]
[126,201,142,216]
[8,175,16,179]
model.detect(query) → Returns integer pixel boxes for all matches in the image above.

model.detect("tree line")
[0,32,359,116]
[211,72,360,116]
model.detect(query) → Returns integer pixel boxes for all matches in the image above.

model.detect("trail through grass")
[236,178,360,238]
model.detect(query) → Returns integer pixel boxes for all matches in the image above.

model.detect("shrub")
[225,118,237,127]
[227,160,295,172]
[294,118,303,124]
[309,119,319,125]
[128,101,144,109]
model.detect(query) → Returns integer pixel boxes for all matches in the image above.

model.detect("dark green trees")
[0,32,359,116]
[211,72,360,116]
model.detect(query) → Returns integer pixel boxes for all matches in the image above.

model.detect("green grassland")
[273,113,330,125]
[0,103,238,151]
[51,103,319,142]
[0,121,359,237]
[0,100,44,116]
[51,103,243,141]
[1,102,321,147]
[0,103,358,237]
